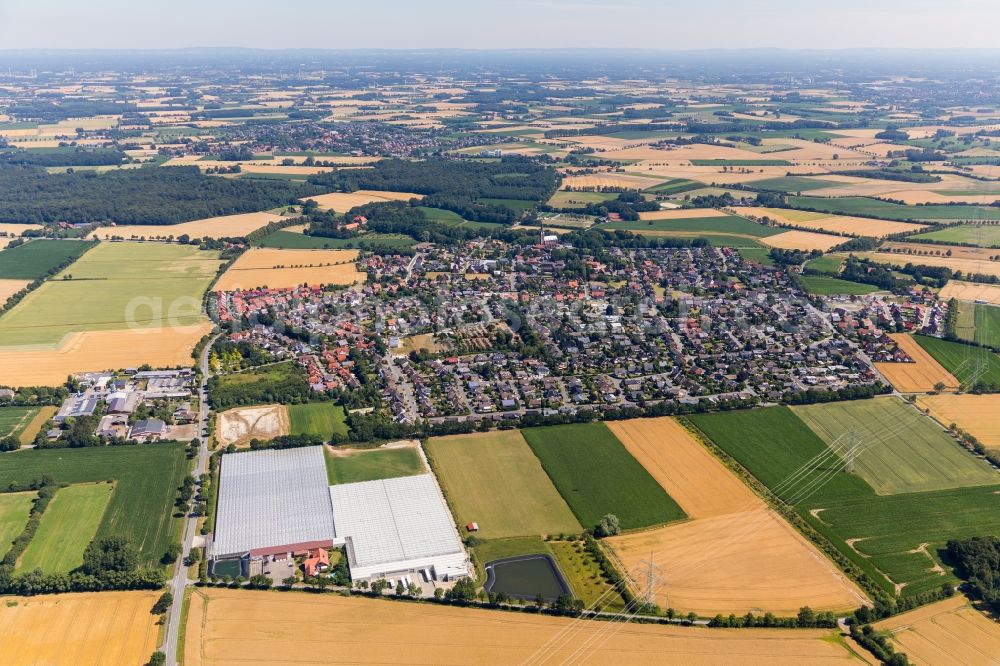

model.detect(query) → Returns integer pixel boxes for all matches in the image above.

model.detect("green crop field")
[805,254,845,274]
[691,159,792,166]
[547,191,617,208]
[0,491,35,559]
[475,197,537,213]
[0,241,222,346]
[800,275,879,295]
[521,423,685,531]
[738,247,776,266]
[788,196,1000,222]
[644,178,703,196]
[287,403,348,439]
[324,445,425,485]
[417,206,505,230]
[258,229,416,249]
[0,239,95,280]
[689,406,1000,597]
[0,444,188,566]
[426,430,582,540]
[0,406,41,440]
[913,334,1000,388]
[749,176,840,192]
[601,213,781,239]
[910,224,1000,247]
[17,481,114,573]
[971,304,1000,347]
[792,397,997,495]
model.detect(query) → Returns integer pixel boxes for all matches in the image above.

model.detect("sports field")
[213,247,364,290]
[874,594,1000,665]
[287,402,348,439]
[324,443,426,485]
[521,423,685,531]
[792,397,997,495]
[605,418,866,615]
[426,430,582,539]
[17,482,114,573]
[0,491,34,559]
[913,333,1000,388]
[0,591,162,665]
[917,393,1000,451]
[0,239,94,280]
[184,588,861,665]
[689,407,1000,597]
[875,333,960,392]
[89,210,284,240]
[0,444,188,566]
[0,241,222,346]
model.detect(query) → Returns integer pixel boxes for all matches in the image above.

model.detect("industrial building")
[210,447,470,584]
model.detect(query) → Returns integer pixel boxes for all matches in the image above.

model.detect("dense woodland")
[0,166,321,225]
[947,536,1000,612]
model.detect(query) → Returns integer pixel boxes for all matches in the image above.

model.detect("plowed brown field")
[184,588,860,665]
[0,591,161,665]
[605,418,867,616]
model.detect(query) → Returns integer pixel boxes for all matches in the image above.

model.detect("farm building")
[211,447,336,560]
[328,474,470,582]
[210,447,470,583]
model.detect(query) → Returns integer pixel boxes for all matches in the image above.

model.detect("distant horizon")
[2,0,999,51]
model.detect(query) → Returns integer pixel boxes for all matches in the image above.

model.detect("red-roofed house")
[303,548,330,577]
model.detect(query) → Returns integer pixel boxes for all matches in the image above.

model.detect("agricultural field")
[324,442,426,485]
[17,482,114,574]
[425,430,582,539]
[913,334,1000,388]
[0,491,34,559]
[89,210,284,240]
[689,407,1000,597]
[910,223,1000,246]
[0,279,29,306]
[0,444,188,566]
[760,230,845,252]
[287,402,348,439]
[748,175,840,192]
[213,247,364,290]
[644,178,702,195]
[560,173,669,190]
[546,190,617,208]
[917,394,1000,451]
[791,397,997,495]
[258,229,415,249]
[605,418,866,616]
[601,213,781,246]
[800,275,880,295]
[787,196,1000,221]
[521,423,685,531]
[216,404,289,447]
[0,591,162,666]
[0,406,54,444]
[854,249,1000,280]
[875,333,960,393]
[302,189,421,211]
[184,588,861,665]
[690,158,792,166]
[874,594,1000,666]
[939,280,1000,305]
[0,239,94,280]
[739,207,927,237]
[952,301,1000,347]
[0,241,221,347]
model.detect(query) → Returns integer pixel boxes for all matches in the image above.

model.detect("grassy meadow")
[0,239,95,280]
[913,334,1000,387]
[324,446,425,485]
[17,482,114,573]
[287,403,348,439]
[0,491,35,559]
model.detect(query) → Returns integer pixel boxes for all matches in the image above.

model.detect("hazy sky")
[2,0,999,50]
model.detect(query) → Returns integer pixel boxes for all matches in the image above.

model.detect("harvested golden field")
[90,211,284,240]
[875,333,960,393]
[0,223,45,237]
[217,404,289,447]
[856,250,1000,280]
[184,588,860,665]
[874,595,1000,666]
[0,323,212,387]
[0,279,29,306]
[606,417,867,616]
[939,280,1000,305]
[214,248,365,291]
[302,189,421,211]
[917,394,1000,451]
[560,173,667,190]
[739,207,926,237]
[605,418,757,518]
[638,208,727,221]
[0,591,161,665]
[761,230,845,251]
[881,190,1000,205]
